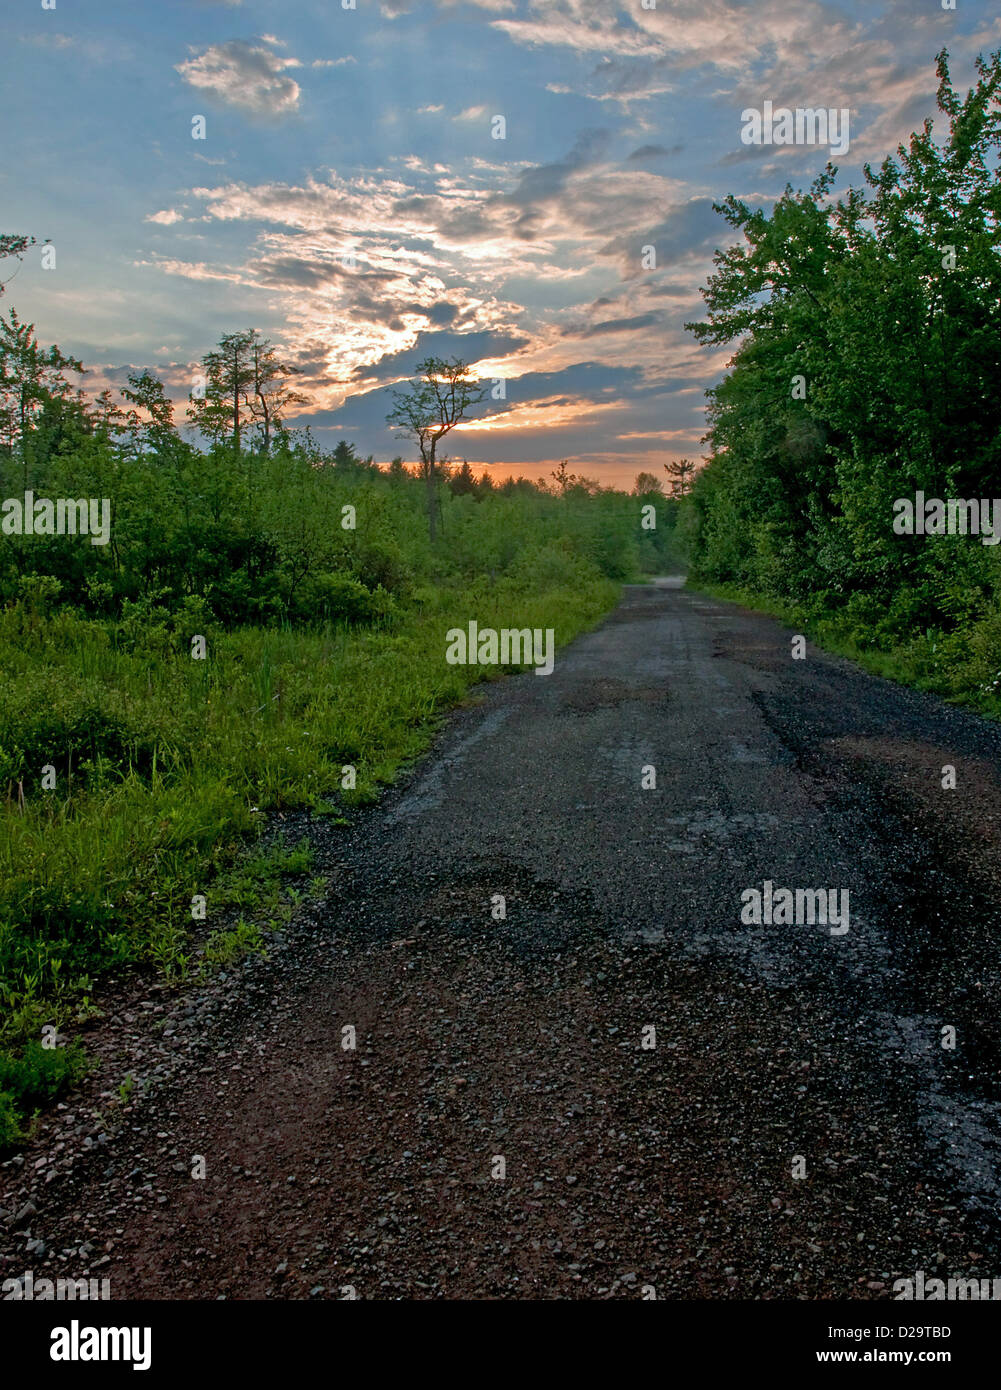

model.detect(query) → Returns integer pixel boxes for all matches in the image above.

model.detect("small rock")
[11,1201,38,1230]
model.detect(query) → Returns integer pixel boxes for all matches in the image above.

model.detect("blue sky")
[3,0,999,487]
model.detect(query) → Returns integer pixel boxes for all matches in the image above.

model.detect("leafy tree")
[449,460,479,496]
[246,336,306,453]
[663,458,696,497]
[188,330,256,448]
[331,440,362,472]
[120,370,177,455]
[387,455,410,485]
[684,47,1001,629]
[0,308,84,486]
[550,459,583,495]
[188,330,303,454]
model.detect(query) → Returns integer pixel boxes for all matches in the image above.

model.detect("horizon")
[2,0,997,490]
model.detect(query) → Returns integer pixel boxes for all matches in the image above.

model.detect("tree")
[386,356,486,541]
[331,439,361,472]
[682,46,1001,619]
[0,234,41,298]
[120,370,176,455]
[387,455,410,485]
[0,307,84,485]
[633,471,665,496]
[550,459,582,495]
[188,330,256,448]
[247,336,306,453]
[188,329,303,453]
[664,458,695,497]
[448,460,479,496]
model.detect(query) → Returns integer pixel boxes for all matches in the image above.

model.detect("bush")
[0,666,178,790]
[0,1040,87,1150]
[292,572,395,624]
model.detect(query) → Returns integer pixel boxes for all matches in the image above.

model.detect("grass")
[0,568,619,1142]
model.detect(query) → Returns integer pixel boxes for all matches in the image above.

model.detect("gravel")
[2,580,1000,1299]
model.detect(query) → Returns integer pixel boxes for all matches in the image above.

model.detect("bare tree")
[0,234,42,298]
[247,337,306,453]
[386,356,486,541]
[550,459,582,495]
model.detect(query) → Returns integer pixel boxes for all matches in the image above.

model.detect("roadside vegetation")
[0,279,684,1142]
[682,49,1001,717]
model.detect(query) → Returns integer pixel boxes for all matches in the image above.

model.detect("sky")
[3,0,999,489]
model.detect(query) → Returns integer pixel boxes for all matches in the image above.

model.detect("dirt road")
[4,580,1001,1299]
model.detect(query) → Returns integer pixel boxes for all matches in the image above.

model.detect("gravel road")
[4,578,1001,1299]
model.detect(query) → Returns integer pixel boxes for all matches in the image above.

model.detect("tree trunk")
[426,446,437,544]
[232,346,241,452]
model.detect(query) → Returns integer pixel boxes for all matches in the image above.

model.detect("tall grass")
[0,564,617,1143]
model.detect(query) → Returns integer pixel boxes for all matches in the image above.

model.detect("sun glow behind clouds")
[457,394,626,432]
[3,0,994,478]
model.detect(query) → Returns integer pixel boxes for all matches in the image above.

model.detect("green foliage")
[0,1040,86,1150]
[684,47,1001,707]
[0,379,636,1139]
[0,250,680,1145]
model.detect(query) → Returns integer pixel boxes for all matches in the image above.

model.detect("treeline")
[684,49,1001,704]
[0,317,682,627]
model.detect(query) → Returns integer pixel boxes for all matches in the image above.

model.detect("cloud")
[485,0,993,166]
[176,39,302,116]
[136,257,249,287]
[384,0,514,13]
[146,209,185,226]
[599,196,726,273]
[20,32,79,50]
[149,112,733,408]
[143,129,726,432]
[571,312,662,338]
[494,2,660,59]
[627,144,684,161]
[491,0,836,72]
[18,31,121,61]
